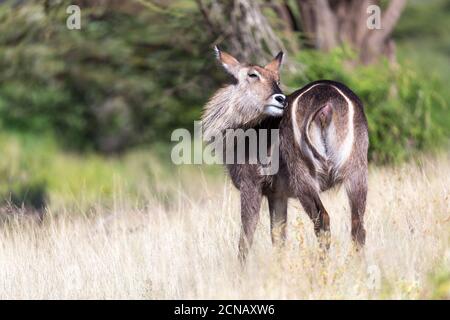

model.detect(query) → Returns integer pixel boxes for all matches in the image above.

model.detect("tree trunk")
[360,0,407,64]
[196,0,407,65]
[195,0,288,64]
[314,0,338,51]
[294,0,407,64]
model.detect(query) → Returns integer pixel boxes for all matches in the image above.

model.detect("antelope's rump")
[287,80,368,191]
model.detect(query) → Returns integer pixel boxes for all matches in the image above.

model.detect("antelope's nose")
[274,94,286,106]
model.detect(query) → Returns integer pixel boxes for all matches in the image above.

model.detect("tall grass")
[0,155,448,299]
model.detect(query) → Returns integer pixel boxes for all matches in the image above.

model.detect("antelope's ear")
[214,46,241,78]
[265,51,284,73]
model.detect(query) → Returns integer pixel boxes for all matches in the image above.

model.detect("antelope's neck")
[202,85,268,140]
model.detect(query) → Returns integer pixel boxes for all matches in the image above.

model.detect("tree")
[197,0,407,65]
[195,0,288,62]
[273,0,407,64]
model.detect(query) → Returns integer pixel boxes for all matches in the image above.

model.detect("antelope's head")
[202,47,286,140]
[214,46,286,118]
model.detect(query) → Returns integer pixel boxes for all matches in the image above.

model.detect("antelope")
[202,48,368,261]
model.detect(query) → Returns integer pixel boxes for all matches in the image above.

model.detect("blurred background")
[0,0,448,217]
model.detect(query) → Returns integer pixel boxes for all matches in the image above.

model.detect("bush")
[0,1,221,153]
[285,48,447,164]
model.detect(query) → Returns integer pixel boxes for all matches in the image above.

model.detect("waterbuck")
[202,48,368,261]
[278,80,369,250]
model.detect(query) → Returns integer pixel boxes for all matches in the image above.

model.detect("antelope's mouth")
[264,103,285,117]
[265,104,284,110]
[264,93,286,117]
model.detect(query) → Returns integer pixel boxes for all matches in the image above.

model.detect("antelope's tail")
[302,102,333,163]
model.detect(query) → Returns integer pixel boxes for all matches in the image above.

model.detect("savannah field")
[0,0,449,301]
[0,152,448,299]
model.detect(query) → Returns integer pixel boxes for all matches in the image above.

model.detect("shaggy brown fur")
[278,80,369,250]
[202,50,368,261]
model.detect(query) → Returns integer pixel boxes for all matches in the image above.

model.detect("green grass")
[0,132,223,215]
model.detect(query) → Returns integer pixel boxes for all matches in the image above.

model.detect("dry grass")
[0,156,449,299]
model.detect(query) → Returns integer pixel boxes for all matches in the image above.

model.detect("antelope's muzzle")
[264,93,286,117]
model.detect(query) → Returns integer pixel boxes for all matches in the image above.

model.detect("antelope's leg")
[268,194,288,247]
[296,184,331,249]
[238,183,263,263]
[345,169,367,248]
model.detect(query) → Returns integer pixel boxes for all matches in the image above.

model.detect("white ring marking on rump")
[329,85,354,169]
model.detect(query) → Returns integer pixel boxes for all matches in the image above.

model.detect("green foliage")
[0,1,221,153]
[427,269,450,299]
[0,131,221,214]
[0,132,118,212]
[394,0,450,134]
[0,0,447,166]
[0,133,49,211]
[286,48,447,164]
[423,255,450,299]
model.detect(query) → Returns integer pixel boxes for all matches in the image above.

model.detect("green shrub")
[0,1,221,153]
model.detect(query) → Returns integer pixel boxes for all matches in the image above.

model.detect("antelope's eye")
[248,72,258,78]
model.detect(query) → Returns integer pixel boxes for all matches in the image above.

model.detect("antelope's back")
[283,80,368,189]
